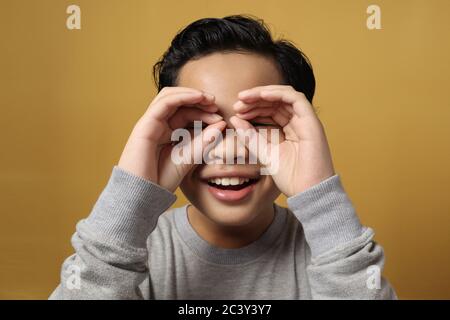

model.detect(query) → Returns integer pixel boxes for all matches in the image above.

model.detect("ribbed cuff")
[84,166,177,248]
[287,174,364,258]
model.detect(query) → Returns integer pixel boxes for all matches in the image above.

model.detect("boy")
[50,15,397,299]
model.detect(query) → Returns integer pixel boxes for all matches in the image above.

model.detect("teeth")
[228,177,238,185]
[208,177,252,186]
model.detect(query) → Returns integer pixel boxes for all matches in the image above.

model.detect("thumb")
[171,120,227,171]
[190,120,227,165]
[229,116,274,172]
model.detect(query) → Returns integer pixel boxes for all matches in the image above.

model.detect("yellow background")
[1,0,449,299]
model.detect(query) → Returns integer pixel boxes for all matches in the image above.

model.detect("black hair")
[152,14,316,103]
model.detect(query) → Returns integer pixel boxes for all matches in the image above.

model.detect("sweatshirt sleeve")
[48,166,177,300]
[287,174,397,300]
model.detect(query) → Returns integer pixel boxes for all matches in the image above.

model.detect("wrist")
[286,174,364,257]
[118,139,159,182]
[289,169,336,197]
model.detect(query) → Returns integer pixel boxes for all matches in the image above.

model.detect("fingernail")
[203,92,215,99]
[211,114,223,120]
[239,90,249,97]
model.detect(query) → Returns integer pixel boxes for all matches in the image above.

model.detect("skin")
[118,52,335,249]
[177,52,286,249]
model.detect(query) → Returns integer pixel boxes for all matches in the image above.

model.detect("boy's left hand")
[229,85,335,197]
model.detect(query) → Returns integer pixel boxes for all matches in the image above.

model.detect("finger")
[183,92,217,108]
[238,86,315,118]
[229,116,272,167]
[271,109,291,128]
[168,108,223,130]
[171,120,227,167]
[233,99,279,113]
[282,105,294,115]
[195,120,227,164]
[258,89,315,118]
[236,106,291,128]
[236,107,276,119]
[152,86,208,105]
[147,91,216,121]
[238,85,292,102]
[235,106,311,143]
[235,100,291,120]
[277,105,292,119]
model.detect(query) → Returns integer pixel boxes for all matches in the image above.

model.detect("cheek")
[179,177,199,205]
[179,169,198,193]
[260,175,282,198]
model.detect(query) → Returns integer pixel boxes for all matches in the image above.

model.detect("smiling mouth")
[205,178,260,190]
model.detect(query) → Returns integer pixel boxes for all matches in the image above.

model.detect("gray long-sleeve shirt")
[49,166,397,299]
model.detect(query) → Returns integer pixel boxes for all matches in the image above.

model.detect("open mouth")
[201,176,261,202]
[206,177,260,190]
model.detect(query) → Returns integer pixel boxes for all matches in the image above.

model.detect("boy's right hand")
[118,87,226,192]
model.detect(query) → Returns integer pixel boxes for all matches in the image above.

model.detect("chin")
[180,166,281,227]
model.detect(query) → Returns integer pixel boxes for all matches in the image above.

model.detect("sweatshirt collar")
[174,203,287,265]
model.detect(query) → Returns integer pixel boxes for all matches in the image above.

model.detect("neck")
[187,204,275,249]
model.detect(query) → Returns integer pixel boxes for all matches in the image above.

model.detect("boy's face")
[177,52,285,226]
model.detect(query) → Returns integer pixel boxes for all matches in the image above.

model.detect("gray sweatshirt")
[49,166,397,300]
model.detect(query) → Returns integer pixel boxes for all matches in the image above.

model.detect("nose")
[204,124,252,165]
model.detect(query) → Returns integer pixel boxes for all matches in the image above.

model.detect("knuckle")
[160,86,173,93]
[160,86,170,94]
[297,91,306,98]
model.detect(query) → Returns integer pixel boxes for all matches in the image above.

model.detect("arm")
[287,174,397,300]
[231,85,396,299]
[50,87,224,299]
[49,166,176,299]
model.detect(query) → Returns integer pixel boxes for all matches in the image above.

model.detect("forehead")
[177,52,284,116]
